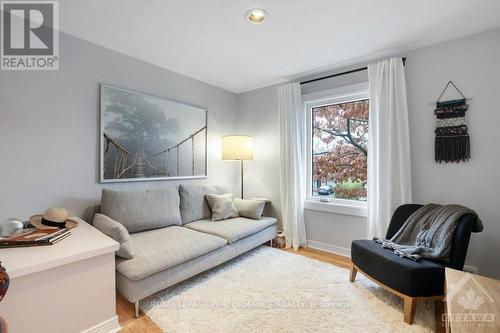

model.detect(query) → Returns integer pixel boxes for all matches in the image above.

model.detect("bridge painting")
[99,85,207,182]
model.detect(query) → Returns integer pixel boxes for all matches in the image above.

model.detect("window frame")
[303,83,369,217]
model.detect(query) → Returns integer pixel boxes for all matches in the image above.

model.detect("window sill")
[304,199,367,217]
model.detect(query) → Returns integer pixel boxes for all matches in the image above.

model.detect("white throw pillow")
[93,213,134,259]
[233,198,265,220]
[205,193,239,221]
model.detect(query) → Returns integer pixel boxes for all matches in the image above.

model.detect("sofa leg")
[349,265,357,282]
[269,239,273,247]
[135,300,140,318]
[403,296,417,325]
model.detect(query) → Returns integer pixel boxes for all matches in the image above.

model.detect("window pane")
[312,99,368,201]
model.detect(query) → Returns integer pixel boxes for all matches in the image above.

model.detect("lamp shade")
[222,135,253,160]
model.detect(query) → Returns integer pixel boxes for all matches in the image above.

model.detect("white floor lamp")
[222,135,253,199]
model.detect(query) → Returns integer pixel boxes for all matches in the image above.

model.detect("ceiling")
[59,0,500,93]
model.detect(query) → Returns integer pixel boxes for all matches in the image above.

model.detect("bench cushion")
[116,226,227,281]
[184,217,277,244]
[351,239,445,297]
[101,188,181,233]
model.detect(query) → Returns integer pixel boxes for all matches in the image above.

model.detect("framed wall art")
[100,84,207,182]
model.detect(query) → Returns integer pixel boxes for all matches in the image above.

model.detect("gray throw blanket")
[374,204,483,261]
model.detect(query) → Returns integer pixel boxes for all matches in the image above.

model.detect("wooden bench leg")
[434,299,446,332]
[349,265,357,282]
[403,296,417,325]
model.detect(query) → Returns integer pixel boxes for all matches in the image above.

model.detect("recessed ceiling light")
[245,8,268,25]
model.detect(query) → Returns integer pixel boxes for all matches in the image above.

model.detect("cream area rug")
[141,246,434,332]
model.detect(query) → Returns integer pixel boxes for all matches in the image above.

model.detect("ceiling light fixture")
[245,8,268,25]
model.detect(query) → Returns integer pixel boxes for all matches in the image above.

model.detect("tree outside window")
[312,99,368,201]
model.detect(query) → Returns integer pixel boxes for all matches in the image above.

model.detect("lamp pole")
[221,135,252,199]
[240,159,244,199]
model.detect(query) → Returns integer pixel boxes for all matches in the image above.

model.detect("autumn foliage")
[312,99,369,200]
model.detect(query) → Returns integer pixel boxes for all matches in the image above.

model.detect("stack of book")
[0,226,71,248]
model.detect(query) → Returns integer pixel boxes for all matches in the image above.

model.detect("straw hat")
[29,208,78,230]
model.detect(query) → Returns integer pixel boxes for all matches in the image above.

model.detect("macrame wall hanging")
[434,81,470,163]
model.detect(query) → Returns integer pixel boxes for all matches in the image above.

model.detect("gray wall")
[236,86,282,224]
[407,28,500,278]
[1,26,498,278]
[0,32,239,221]
[237,28,500,278]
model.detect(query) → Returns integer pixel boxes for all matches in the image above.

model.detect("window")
[306,87,369,204]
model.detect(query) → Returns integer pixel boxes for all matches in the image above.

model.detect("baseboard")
[307,240,478,274]
[81,316,121,333]
[306,240,351,258]
[463,265,478,274]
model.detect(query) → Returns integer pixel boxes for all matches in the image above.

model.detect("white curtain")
[367,58,412,239]
[278,82,307,249]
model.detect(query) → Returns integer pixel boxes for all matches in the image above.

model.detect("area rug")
[141,246,434,332]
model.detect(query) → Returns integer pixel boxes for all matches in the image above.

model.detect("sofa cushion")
[179,185,227,224]
[116,226,227,281]
[351,239,445,297]
[184,217,277,244]
[101,188,181,233]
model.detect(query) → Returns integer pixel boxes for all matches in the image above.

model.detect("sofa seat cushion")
[116,226,227,281]
[351,239,445,297]
[184,217,277,244]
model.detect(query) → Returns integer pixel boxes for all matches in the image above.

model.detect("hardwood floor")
[282,246,352,269]
[115,246,443,332]
[117,293,162,333]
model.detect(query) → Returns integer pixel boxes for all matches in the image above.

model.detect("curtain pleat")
[367,58,413,238]
[278,83,307,249]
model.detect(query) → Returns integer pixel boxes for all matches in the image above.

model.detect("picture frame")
[99,84,207,183]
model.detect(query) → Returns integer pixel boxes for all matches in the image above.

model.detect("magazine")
[0,227,71,248]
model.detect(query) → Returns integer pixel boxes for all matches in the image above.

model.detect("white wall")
[0,32,239,221]
[237,28,500,278]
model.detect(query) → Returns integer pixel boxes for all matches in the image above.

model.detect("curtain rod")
[300,57,406,85]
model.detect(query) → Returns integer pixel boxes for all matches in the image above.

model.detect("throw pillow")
[233,198,265,220]
[179,185,227,224]
[93,213,134,259]
[205,193,239,221]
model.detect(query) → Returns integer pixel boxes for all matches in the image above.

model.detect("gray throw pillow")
[93,213,134,259]
[179,185,227,224]
[233,198,265,220]
[205,193,239,221]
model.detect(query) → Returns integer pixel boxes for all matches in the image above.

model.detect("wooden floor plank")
[282,247,352,269]
[120,317,161,333]
[116,293,161,332]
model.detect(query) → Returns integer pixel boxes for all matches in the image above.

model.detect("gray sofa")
[85,184,277,316]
